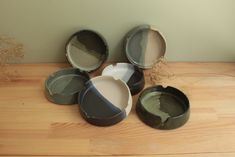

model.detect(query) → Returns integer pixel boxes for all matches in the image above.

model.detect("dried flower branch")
[0,35,24,81]
[148,57,175,85]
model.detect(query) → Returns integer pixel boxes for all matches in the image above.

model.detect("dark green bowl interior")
[66,30,108,72]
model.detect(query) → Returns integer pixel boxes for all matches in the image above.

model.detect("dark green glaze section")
[126,28,148,65]
[76,30,107,55]
[136,102,162,128]
[79,83,122,118]
[140,91,170,123]
[66,30,108,72]
[127,66,145,95]
[125,25,150,64]
[78,81,126,126]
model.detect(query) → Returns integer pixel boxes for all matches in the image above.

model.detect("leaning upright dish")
[124,24,166,69]
[66,29,109,72]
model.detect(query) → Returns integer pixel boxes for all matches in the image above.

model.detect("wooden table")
[0,63,235,157]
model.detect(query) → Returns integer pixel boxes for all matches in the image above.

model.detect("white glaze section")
[90,76,132,116]
[102,63,135,83]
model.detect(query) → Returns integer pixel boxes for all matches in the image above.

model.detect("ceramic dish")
[125,25,166,69]
[66,29,108,72]
[78,76,132,126]
[102,63,145,95]
[45,68,90,105]
[136,85,190,130]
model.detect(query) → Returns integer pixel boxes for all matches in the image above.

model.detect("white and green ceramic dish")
[66,29,108,72]
[125,25,166,69]
[78,76,132,126]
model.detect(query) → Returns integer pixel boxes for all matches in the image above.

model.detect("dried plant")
[148,57,175,85]
[0,35,24,81]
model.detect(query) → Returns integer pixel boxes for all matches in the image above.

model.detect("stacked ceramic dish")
[45,25,190,129]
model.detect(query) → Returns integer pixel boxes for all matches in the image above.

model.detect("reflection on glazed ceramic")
[66,30,108,72]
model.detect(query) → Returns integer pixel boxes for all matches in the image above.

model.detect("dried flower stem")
[149,57,175,85]
[0,35,24,81]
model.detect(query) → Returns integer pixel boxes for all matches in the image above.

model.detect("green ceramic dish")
[66,29,109,72]
[125,25,166,69]
[136,85,190,130]
[45,68,90,105]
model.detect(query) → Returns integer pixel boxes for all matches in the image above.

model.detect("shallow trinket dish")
[78,76,132,126]
[66,29,108,72]
[136,85,190,130]
[45,68,90,105]
[125,24,166,69]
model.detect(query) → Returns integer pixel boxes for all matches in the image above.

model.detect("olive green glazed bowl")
[136,85,190,130]
[45,68,90,105]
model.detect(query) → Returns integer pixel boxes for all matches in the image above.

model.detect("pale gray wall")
[0,0,235,63]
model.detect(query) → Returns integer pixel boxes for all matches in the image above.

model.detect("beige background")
[0,0,235,63]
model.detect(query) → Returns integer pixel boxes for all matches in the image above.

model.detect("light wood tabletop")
[0,63,235,157]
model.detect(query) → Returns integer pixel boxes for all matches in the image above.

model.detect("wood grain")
[0,63,235,156]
